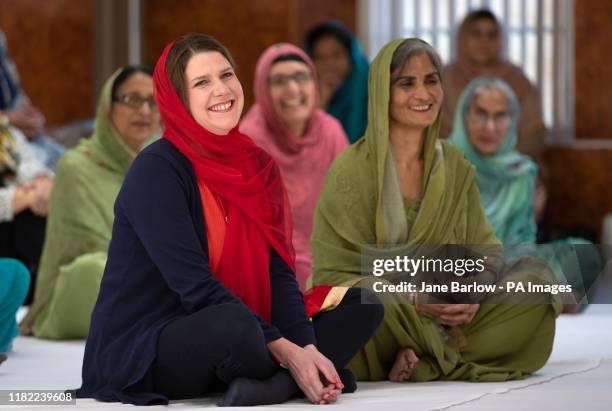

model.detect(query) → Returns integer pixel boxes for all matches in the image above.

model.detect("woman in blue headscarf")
[305,21,369,143]
[450,76,599,308]
[449,76,537,244]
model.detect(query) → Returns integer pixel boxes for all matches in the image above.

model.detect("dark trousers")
[0,210,46,304]
[152,288,383,399]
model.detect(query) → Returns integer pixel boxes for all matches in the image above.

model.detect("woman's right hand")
[415,303,479,326]
[267,338,342,404]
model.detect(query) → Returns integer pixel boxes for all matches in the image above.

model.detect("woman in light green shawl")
[449,76,537,244]
[310,39,558,382]
[450,77,600,310]
[21,66,160,339]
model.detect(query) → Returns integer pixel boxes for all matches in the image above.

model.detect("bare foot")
[388,347,419,382]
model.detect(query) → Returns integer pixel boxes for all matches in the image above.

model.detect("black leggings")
[0,210,46,304]
[152,288,383,399]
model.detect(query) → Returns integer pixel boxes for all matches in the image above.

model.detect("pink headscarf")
[240,43,348,291]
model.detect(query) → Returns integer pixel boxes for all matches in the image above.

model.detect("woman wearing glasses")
[440,10,545,159]
[449,77,600,311]
[449,76,536,245]
[240,43,348,290]
[21,66,161,339]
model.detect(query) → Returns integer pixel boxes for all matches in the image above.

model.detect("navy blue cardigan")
[77,139,315,405]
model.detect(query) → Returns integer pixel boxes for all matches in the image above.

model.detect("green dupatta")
[311,39,558,382]
[311,39,499,288]
[21,70,143,338]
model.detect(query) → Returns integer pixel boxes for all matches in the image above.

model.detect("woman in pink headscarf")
[241,43,349,290]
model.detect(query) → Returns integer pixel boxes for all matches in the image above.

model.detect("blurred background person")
[21,65,160,339]
[305,21,369,143]
[440,9,546,160]
[241,43,348,290]
[0,30,65,169]
[449,76,600,311]
[0,109,53,304]
[0,258,30,364]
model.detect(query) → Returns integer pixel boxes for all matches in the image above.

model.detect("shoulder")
[501,63,537,90]
[55,145,87,173]
[320,138,371,197]
[315,110,350,143]
[438,140,476,177]
[131,139,193,176]
[121,139,196,197]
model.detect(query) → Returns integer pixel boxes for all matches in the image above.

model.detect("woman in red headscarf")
[76,34,382,407]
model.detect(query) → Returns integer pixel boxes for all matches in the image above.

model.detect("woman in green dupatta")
[310,39,559,382]
[20,66,160,339]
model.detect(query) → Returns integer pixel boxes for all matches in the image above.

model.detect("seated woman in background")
[0,30,64,169]
[0,258,30,365]
[0,112,53,304]
[20,65,160,339]
[449,76,537,244]
[310,38,559,383]
[241,43,348,290]
[305,21,369,143]
[449,76,600,309]
[77,34,382,407]
[440,9,545,159]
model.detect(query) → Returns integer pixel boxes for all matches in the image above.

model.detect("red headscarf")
[153,38,295,322]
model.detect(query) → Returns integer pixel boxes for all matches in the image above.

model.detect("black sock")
[338,368,357,393]
[0,352,6,366]
[218,370,299,407]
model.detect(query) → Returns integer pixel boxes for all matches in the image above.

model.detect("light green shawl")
[21,70,145,337]
[311,39,499,288]
[449,76,537,245]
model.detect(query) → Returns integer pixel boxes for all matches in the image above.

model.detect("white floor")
[2,305,612,411]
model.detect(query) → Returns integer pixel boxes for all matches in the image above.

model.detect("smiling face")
[184,51,244,135]
[111,72,160,151]
[465,87,512,156]
[389,53,443,133]
[268,60,315,136]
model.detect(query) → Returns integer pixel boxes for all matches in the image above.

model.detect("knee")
[0,258,30,304]
[211,304,263,346]
[351,288,385,328]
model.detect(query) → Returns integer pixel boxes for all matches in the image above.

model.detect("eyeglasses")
[114,93,158,112]
[269,71,311,87]
[468,109,511,129]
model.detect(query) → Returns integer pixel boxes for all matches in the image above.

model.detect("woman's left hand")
[28,176,53,216]
[303,345,343,404]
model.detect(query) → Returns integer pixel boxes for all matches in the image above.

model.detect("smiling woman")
[20,65,160,340]
[241,43,348,290]
[76,34,382,407]
[309,38,559,384]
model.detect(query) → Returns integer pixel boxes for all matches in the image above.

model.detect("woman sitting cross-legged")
[309,38,560,383]
[76,34,383,407]
[21,65,160,339]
